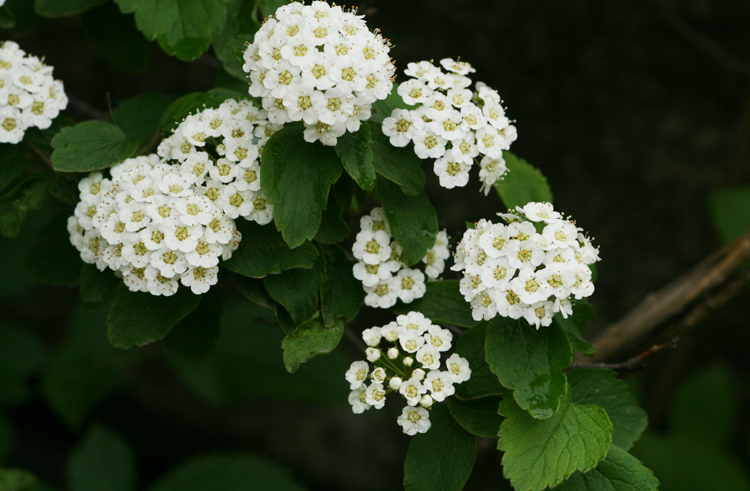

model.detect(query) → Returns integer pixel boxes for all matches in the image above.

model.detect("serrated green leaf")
[261,123,343,248]
[395,280,477,328]
[25,211,81,286]
[335,123,376,191]
[370,83,412,124]
[147,454,305,491]
[447,396,504,438]
[275,302,296,335]
[370,123,425,196]
[158,88,242,132]
[378,178,437,265]
[264,254,325,325]
[113,93,175,142]
[498,390,613,491]
[454,321,505,399]
[0,177,48,238]
[162,289,222,361]
[79,264,120,307]
[671,364,736,445]
[0,144,29,193]
[213,0,258,80]
[82,3,151,74]
[709,186,750,243]
[551,445,659,491]
[496,151,553,210]
[51,120,139,173]
[234,276,275,310]
[568,369,648,451]
[403,404,476,491]
[222,220,319,277]
[24,117,76,158]
[486,316,572,419]
[68,425,137,491]
[106,284,202,349]
[0,469,40,491]
[320,248,364,325]
[281,316,343,373]
[0,324,46,408]
[553,298,596,355]
[117,0,227,61]
[35,0,107,17]
[313,174,352,244]
[41,344,122,429]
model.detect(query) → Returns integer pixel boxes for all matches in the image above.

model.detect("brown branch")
[568,339,679,372]
[584,229,750,362]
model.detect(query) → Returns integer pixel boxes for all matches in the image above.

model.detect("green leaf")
[496,151,553,210]
[552,445,659,491]
[568,369,648,451]
[106,283,202,349]
[0,469,40,491]
[335,123,376,191]
[41,344,122,429]
[147,454,305,491]
[35,0,107,17]
[498,390,613,491]
[447,396,504,438]
[370,83,411,124]
[82,3,151,74]
[162,289,223,361]
[261,123,343,248]
[0,177,48,238]
[0,324,46,407]
[275,302,296,335]
[281,316,343,373]
[25,211,81,286]
[213,0,259,79]
[68,425,137,491]
[0,411,13,463]
[403,404,476,491]
[264,254,325,325]
[234,276,275,310]
[485,317,572,419]
[313,174,352,244]
[24,117,76,158]
[79,264,121,307]
[158,88,242,133]
[396,280,477,328]
[222,220,319,277]
[378,178,437,265]
[553,298,596,355]
[320,248,364,325]
[710,186,750,243]
[671,363,737,445]
[113,93,175,142]
[0,144,29,193]
[454,321,505,399]
[51,120,139,173]
[117,0,227,61]
[370,123,425,196]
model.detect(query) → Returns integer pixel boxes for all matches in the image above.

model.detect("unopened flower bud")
[420,395,433,408]
[365,347,380,362]
[389,377,403,390]
[387,347,399,359]
[412,368,425,381]
[403,356,414,367]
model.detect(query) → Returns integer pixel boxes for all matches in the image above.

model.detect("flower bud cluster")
[69,99,275,297]
[352,207,450,308]
[382,59,517,194]
[242,1,395,145]
[345,312,472,436]
[0,41,68,144]
[451,202,600,327]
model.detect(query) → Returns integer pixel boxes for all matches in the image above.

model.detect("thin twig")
[568,339,678,372]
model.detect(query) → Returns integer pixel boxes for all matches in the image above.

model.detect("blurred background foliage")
[2,0,750,489]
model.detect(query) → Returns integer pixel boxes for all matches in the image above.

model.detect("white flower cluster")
[345,312,472,436]
[352,207,450,309]
[382,59,517,194]
[242,1,395,145]
[451,202,600,327]
[0,41,68,144]
[68,99,275,296]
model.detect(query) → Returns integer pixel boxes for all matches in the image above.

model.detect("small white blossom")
[397,406,431,436]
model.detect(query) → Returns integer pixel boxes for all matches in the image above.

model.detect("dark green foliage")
[163,289,223,361]
[370,123,425,196]
[335,123,376,191]
[281,316,343,373]
[82,3,151,74]
[496,151,553,210]
[68,425,137,491]
[396,280,478,328]
[378,178,437,265]
[51,121,139,172]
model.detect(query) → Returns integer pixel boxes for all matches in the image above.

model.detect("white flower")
[397,406,431,436]
[365,382,387,409]
[424,371,455,402]
[399,378,425,406]
[371,367,386,384]
[419,395,433,408]
[363,280,398,308]
[394,268,426,303]
[361,326,382,347]
[445,354,472,383]
[345,360,369,390]
[365,347,380,362]
[416,345,441,371]
[352,229,392,265]
[348,387,371,414]
[424,325,453,352]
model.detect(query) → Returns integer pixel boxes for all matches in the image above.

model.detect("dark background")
[2,0,750,489]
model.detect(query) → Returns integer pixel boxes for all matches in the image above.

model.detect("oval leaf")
[370,122,425,196]
[447,396,504,438]
[335,118,376,191]
[69,425,137,491]
[281,316,343,373]
[496,151,553,210]
[396,280,477,329]
[51,120,139,173]
[552,445,659,491]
